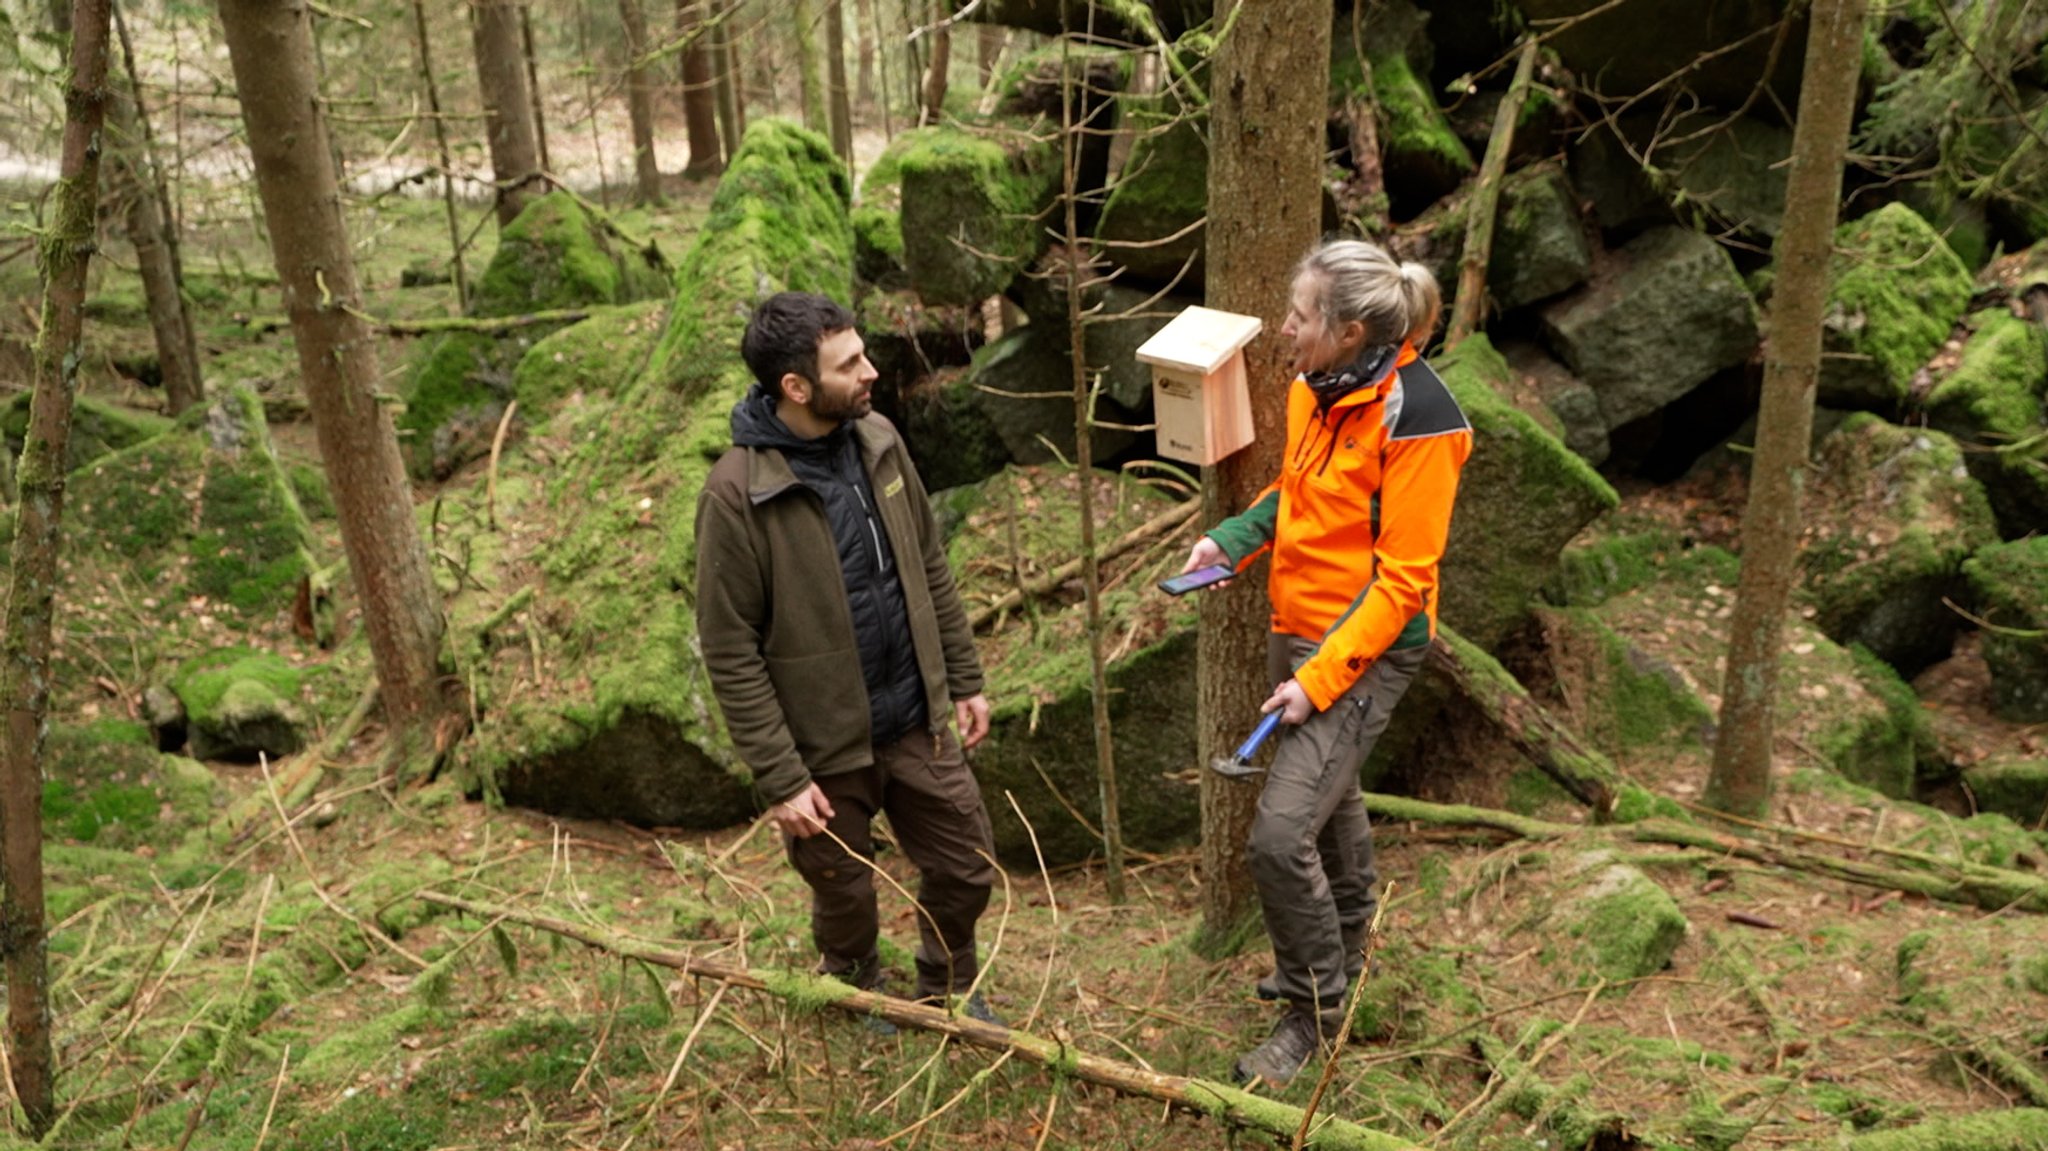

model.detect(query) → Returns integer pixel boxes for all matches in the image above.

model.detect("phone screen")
[1158,563,1235,596]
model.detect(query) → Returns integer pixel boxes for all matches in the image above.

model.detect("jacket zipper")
[854,480,890,574]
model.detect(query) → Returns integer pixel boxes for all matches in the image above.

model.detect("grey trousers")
[1247,634,1427,1012]
[785,727,997,1001]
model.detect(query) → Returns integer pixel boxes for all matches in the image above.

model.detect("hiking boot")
[862,1013,900,1038]
[1232,1008,1338,1087]
[961,992,1005,1028]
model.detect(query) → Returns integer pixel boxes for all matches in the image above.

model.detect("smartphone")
[1158,563,1236,596]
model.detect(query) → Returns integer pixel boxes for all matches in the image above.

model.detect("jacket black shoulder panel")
[1390,360,1471,441]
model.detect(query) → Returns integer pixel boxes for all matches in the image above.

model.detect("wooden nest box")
[1134,306,1263,466]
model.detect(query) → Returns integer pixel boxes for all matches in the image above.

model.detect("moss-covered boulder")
[1434,336,1620,650]
[1530,606,1716,759]
[1334,19,1473,218]
[852,128,934,288]
[1491,163,1595,309]
[1963,756,2048,825]
[1802,414,2000,673]
[857,289,983,422]
[66,386,315,623]
[641,119,852,399]
[1664,115,1795,238]
[897,125,1058,307]
[948,467,1199,865]
[897,366,1014,493]
[2,393,171,478]
[964,327,1141,468]
[1500,339,1610,465]
[41,718,217,849]
[511,300,667,412]
[1519,0,1805,110]
[462,119,854,829]
[1550,854,1689,982]
[399,192,668,478]
[170,646,308,762]
[1540,227,1760,431]
[1964,537,2048,722]
[1819,203,1975,411]
[1924,309,2048,538]
[1093,106,1207,288]
[1588,545,1938,798]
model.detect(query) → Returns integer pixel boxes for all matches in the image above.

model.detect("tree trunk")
[618,0,663,203]
[1195,0,1331,952]
[1707,0,1867,817]
[519,5,553,174]
[219,0,451,763]
[977,23,1001,85]
[576,0,612,208]
[111,99,203,414]
[719,0,745,138]
[471,0,544,226]
[707,0,740,152]
[45,0,68,34]
[825,0,854,166]
[918,1,948,127]
[792,0,830,137]
[675,0,724,175]
[2,1,114,1131]
[854,0,875,106]
[411,0,471,310]
[113,0,203,414]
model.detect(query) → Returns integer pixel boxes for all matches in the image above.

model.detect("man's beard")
[807,387,871,423]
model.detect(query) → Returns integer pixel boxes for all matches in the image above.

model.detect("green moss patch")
[66,385,315,623]
[511,300,666,412]
[1093,102,1207,286]
[39,721,215,850]
[1802,414,1999,672]
[1964,536,2048,721]
[1924,309,2048,537]
[1819,203,1974,410]
[1435,335,1620,649]
[1,393,171,476]
[896,124,1058,307]
[1550,854,1689,982]
[170,646,307,762]
[853,127,937,287]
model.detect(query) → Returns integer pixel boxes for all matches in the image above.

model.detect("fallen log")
[1846,1109,2048,1151]
[418,892,1424,1151]
[241,307,592,338]
[1427,628,1620,816]
[1445,36,1539,348]
[1352,795,2048,915]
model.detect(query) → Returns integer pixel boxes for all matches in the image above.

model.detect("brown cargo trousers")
[785,726,997,1001]
[1248,634,1428,1013]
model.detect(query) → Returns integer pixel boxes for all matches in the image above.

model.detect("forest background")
[0,0,2046,1147]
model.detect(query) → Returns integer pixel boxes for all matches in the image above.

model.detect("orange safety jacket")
[1205,343,1473,710]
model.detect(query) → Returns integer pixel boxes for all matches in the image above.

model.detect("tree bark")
[519,5,553,175]
[854,0,875,107]
[708,0,741,147]
[2,1,113,1130]
[918,1,948,127]
[1707,0,1867,817]
[219,0,451,761]
[1445,37,1537,349]
[471,0,545,226]
[825,0,854,166]
[112,1,203,414]
[618,0,663,203]
[1195,0,1330,951]
[422,893,1426,1151]
[977,22,1001,86]
[792,0,830,137]
[411,0,471,310]
[111,102,203,414]
[675,0,724,175]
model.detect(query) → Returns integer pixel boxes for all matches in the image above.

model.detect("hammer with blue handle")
[1210,710,1284,778]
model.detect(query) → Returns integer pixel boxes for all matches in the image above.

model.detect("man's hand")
[771,782,835,839]
[955,693,991,750]
[1181,536,1233,588]
[1263,679,1316,725]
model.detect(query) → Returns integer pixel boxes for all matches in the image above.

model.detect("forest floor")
[0,161,2045,1151]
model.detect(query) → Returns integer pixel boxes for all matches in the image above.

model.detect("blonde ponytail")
[1294,239,1439,348]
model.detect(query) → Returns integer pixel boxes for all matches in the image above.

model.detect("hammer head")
[1209,754,1265,779]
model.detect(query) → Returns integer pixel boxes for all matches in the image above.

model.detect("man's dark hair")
[741,292,857,399]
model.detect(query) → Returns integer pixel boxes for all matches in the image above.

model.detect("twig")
[486,399,519,531]
[250,1044,290,1151]
[968,500,1199,629]
[620,982,731,1151]
[1296,882,1395,1147]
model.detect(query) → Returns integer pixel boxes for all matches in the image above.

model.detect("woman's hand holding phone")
[1161,538,1235,595]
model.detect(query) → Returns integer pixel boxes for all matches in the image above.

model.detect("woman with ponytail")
[1180,239,1473,1086]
